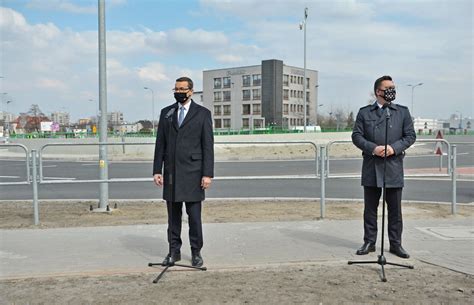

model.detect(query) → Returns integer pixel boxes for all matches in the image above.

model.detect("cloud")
[137,62,169,82]
[216,54,243,63]
[26,0,96,14]
[36,78,68,90]
[1,1,472,122]
[26,0,127,14]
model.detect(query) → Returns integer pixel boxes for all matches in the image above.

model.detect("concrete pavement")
[1,217,473,279]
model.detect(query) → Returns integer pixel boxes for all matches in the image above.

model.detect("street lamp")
[5,100,12,134]
[407,82,423,117]
[315,103,323,127]
[299,7,308,132]
[144,87,155,134]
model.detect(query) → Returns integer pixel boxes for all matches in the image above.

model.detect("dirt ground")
[1,260,472,305]
[1,199,472,229]
[1,200,473,304]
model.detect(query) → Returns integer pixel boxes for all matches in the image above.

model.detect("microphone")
[165,108,176,121]
[382,102,391,117]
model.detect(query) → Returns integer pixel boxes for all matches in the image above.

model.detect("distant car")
[0,136,9,144]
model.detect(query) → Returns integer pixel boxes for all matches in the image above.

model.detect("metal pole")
[451,145,457,215]
[98,0,109,209]
[31,150,39,225]
[303,8,308,133]
[319,145,326,219]
[144,87,155,134]
[411,86,414,115]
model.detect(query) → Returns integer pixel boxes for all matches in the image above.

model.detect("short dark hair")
[176,76,193,90]
[374,75,392,94]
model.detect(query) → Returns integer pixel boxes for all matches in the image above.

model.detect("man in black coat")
[352,75,416,258]
[153,76,214,267]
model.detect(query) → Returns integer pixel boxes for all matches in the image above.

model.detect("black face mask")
[174,92,188,104]
[381,87,396,103]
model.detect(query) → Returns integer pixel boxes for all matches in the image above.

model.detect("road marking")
[43,177,77,180]
[0,175,21,178]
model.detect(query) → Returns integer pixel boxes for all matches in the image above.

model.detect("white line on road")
[43,177,77,180]
[0,175,21,178]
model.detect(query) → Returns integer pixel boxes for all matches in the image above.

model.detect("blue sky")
[1,0,472,122]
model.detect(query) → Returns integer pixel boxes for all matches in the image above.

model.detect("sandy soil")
[1,261,472,305]
[1,200,472,229]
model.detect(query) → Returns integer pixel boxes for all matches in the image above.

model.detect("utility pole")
[97,0,109,210]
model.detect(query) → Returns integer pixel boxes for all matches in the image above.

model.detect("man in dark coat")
[352,75,416,258]
[153,76,214,267]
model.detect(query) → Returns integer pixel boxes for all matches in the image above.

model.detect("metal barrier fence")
[0,144,30,186]
[324,139,458,214]
[0,139,462,225]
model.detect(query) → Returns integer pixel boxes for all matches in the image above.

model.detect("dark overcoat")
[153,100,214,202]
[352,102,416,188]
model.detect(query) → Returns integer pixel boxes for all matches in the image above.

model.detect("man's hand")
[373,146,385,157]
[154,174,163,187]
[201,176,212,190]
[385,145,395,157]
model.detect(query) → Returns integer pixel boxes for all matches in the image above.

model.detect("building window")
[242,75,251,87]
[306,77,310,89]
[223,91,231,102]
[252,89,261,100]
[223,77,231,88]
[242,104,251,115]
[214,105,222,115]
[242,89,251,101]
[223,105,231,115]
[242,118,249,129]
[283,74,289,87]
[283,89,289,100]
[254,119,263,128]
[252,104,261,115]
[290,75,294,84]
[283,104,289,115]
[214,91,222,102]
[223,119,231,128]
[252,74,261,86]
[214,119,222,128]
[306,92,310,102]
[214,78,222,89]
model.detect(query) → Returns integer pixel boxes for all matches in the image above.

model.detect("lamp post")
[407,82,423,117]
[144,87,155,134]
[299,7,308,132]
[315,103,323,127]
[5,100,12,134]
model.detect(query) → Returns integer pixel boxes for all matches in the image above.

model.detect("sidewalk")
[1,217,472,279]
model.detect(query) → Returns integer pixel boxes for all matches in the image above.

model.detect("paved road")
[0,140,472,203]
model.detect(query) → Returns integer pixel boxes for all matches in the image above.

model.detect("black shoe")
[191,253,203,267]
[356,242,376,255]
[162,253,181,266]
[389,245,410,259]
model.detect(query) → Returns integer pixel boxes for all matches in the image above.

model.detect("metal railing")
[324,139,458,214]
[326,139,452,177]
[0,144,30,186]
[1,139,462,225]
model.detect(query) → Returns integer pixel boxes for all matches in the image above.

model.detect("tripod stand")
[148,260,207,284]
[348,104,413,282]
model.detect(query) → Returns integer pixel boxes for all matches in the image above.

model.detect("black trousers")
[363,186,403,246]
[166,201,203,255]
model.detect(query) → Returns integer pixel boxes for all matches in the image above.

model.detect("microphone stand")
[148,104,207,284]
[348,103,413,282]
